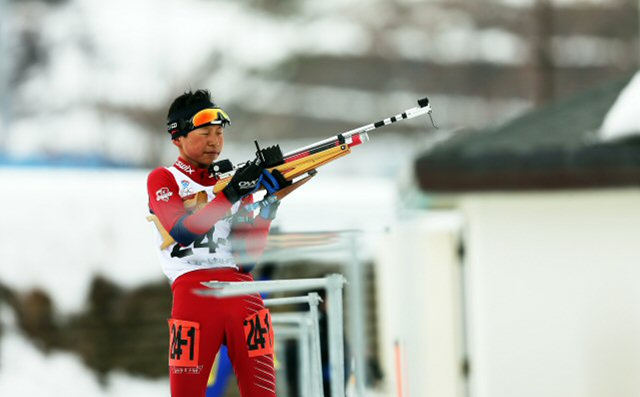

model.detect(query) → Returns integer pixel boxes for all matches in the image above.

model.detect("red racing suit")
[147,157,276,397]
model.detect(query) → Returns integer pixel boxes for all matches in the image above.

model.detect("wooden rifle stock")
[213,142,352,194]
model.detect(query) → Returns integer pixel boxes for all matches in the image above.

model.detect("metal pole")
[271,313,321,397]
[199,277,332,296]
[308,293,325,397]
[265,293,325,397]
[272,313,311,323]
[272,325,302,397]
[273,325,300,339]
[264,295,321,307]
[326,274,345,397]
[347,233,367,396]
[300,317,312,397]
[197,275,347,397]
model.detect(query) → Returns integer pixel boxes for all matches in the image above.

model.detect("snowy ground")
[0,305,169,396]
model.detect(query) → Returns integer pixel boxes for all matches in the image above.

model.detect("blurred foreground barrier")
[196,275,346,397]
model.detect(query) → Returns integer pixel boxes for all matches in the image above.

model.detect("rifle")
[211,97,435,199]
[148,97,435,249]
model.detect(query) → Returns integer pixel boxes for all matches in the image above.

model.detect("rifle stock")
[213,143,351,194]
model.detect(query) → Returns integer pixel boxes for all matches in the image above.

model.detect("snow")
[599,70,640,142]
[6,109,149,160]
[0,168,160,313]
[0,305,169,396]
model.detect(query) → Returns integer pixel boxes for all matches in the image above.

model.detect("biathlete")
[146,89,284,397]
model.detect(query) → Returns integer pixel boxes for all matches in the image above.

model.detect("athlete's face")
[173,125,224,168]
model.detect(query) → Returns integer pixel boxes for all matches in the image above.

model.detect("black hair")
[167,89,213,118]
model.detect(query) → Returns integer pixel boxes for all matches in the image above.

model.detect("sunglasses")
[169,107,231,137]
[190,108,231,129]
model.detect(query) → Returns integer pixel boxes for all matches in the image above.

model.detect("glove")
[259,199,281,220]
[261,169,291,195]
[222,159,264,203]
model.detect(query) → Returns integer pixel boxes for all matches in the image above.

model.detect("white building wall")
[460,189,640,397]
[375,212,464,397]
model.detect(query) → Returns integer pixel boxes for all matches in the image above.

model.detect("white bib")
[152,166,241,283]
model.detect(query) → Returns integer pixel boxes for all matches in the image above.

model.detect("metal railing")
[196,274,347,397]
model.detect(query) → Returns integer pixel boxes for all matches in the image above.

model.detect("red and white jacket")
[147,157,271,283]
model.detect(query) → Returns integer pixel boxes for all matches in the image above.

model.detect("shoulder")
[148,166,172,180]
[148,167,176,183]
[147,167,178,191]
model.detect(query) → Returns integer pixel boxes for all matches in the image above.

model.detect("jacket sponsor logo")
[156,187,174,202]
[175,160,195,174]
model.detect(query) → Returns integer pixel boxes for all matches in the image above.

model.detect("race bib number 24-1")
[243,309,274,357]
[168,319,200,367]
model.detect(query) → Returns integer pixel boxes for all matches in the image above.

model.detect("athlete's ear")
[171,138,182,149]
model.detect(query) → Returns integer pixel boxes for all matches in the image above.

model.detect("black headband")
[166,100,216,139]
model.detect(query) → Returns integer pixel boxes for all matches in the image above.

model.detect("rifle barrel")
[283,98,432,159]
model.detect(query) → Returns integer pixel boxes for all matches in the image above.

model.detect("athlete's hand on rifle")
[257,169,290,220]
[222,158,264,203]
[260,169,291,195]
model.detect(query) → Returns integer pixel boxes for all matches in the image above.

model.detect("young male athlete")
[147,89,282,397]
